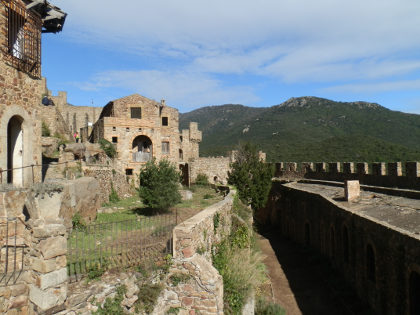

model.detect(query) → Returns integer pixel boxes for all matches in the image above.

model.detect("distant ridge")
[179,97,420,162]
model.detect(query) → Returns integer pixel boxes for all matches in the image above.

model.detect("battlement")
[274,161,420,191]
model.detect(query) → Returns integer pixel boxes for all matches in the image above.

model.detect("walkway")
[258,231,373,315]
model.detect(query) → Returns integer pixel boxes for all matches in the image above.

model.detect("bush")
[195,173,209,186]
[228,142,273,212]
[139,159,181,212]
[41,121,51,137]
[255,298,286,315]
[72,212,86,230]
[99,138,117,158]
[108,183,120,203]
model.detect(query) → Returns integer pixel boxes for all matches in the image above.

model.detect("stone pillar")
[328,162,341,173]
[345,180,360,201]
[388,162,402,177]
[28,220,68,314]
[275,162,284,176]
[356,163,368,175]
[315,162,326,172]
[405,162,420,177]
[343,162,354,174]
[372,163,386,176]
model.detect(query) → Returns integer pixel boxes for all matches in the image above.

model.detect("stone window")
[4,0,42,77]
[180,135,183,142]
[130,107,141,119]
[112,137,118,143]
[162,141,169,154]
[366,244,376,283]
[113,126,116,131]
[179,149,183,160]
[126,127,130,132]
[162,117,168,126]
[125,169,133,175]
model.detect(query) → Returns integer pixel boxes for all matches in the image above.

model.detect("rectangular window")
[112,126,116,131]
[125,169,133,175]
[130,107,142,119]
[126,127,130,132]
[112,137,118,143]
[162,142,170,154]
[162,117,168,126]
[5,0,42,78]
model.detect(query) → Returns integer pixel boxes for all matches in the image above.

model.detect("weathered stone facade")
[90,94,201,178]
[0,0,65,187]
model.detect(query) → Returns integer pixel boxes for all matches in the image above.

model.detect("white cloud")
[323,79,420,93]
[75,69,260,110]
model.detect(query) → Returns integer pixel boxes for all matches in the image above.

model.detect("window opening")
[179,149,183,160]
[112,137,118,143]
[131,107,141,119]
[162,117,168,126]
[125,169,133,176]
[112,126,116,131]
[162,141,169,154]
[126,127,129,132]
[5,0,42,77]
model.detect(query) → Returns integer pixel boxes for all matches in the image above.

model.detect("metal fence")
[0,217,28,286]
[67,213,177,281]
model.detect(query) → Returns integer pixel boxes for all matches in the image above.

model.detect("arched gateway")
[7,115,24,186]
[132,135,153,162]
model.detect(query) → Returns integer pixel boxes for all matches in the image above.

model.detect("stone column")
[28,220,68,314]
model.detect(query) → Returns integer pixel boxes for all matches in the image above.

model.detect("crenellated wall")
[274,161,420,191]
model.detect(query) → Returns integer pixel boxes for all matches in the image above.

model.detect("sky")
[42,0,420,114]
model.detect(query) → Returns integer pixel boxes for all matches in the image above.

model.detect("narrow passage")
[258,231,373,315]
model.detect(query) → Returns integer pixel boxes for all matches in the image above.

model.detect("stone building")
[0,0,66,187]
[90,94,201,178]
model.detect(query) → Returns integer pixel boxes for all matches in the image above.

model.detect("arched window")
[343,226,349,263]
[132,135,152,162]
[366,244,376,283]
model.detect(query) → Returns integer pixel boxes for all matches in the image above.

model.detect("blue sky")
[42,0,420,114]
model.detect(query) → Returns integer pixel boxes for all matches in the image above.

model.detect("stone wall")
[154,190,234,314]
[83,166,135,204]
[274,161,420,190]
[260,181,420,315]
[189,157,232,185]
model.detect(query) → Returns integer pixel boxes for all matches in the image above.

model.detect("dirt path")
[258,231,372,315]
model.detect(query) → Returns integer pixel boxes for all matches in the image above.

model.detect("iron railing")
[67,212,177,281]
[0,217,29,286]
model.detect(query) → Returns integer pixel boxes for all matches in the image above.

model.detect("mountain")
[179,97,420,162]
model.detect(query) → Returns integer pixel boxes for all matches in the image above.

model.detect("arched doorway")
[132,135,152,162]
[7,116,24,186]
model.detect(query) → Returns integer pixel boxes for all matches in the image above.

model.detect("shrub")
[72,212,86,230]
[41,121,51,137]
[135,284,163,314]
[93,285,126,314]
[99,138,117,158]
[228,142,273,213]
[195,173,209,186]
[108,183,120,203]
[255,298,286,315]
[139,159,181,212]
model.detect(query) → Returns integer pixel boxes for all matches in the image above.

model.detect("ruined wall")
[261,181,420,315]
[0,4,45,186]
[154,189,234,314]
[47,90,102,135]
[83,166,135,204]
[189,156,231,185]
